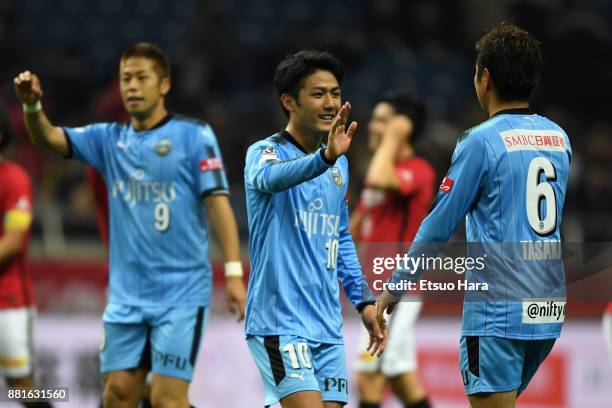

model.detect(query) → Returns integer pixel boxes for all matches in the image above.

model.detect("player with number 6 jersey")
[377,23,571,407]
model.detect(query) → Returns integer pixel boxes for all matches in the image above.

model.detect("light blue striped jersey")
[389,108,572,339]
[64,114,229,306]
[244,131,373,344]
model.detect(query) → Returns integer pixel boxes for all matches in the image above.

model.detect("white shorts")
[356,299,422,377]
[0,307,36,378]
[603,311,612,363]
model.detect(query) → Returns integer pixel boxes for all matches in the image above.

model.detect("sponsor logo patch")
[500,129,567,153]
[259,146,278,164]
[439,176,454,192]
[200,157,223,172]
[522,300,566,324]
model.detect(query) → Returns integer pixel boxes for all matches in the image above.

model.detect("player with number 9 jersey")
[64,115,227,306]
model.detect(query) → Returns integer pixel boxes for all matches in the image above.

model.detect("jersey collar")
[132,113,174,133]
[491,108,533,117]
[280,130,325,154]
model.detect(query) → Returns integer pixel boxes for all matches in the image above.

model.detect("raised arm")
[365,115,411,190]
[14,71,69,156]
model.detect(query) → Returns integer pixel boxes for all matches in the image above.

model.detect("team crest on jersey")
[330,167,343,187]
[155,139,172,156]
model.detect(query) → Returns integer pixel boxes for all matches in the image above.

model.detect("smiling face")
[288,69,341,135]
[119,56,170,120]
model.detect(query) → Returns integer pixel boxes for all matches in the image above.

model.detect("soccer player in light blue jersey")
[377,23,572,408]
[14,43,247,408]
[244,51,387,408]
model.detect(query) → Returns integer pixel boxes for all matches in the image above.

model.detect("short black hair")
[0,107,13,152]
[120,42,171,80]
[273,50,344,117]
[475,22,543,102]
[378,91,427,142]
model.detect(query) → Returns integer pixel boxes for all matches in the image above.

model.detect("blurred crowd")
[1,0,611,253]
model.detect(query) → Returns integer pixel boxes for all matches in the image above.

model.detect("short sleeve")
[63,123,110,170]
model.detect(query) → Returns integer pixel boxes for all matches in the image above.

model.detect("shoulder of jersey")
[172,114,210,129]
[172,115,216,141]
[248,133,286,150]
[2,161,31,183]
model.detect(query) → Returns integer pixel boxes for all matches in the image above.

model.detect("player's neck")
[131,103,168,132]
[487,98,530,118]
[284,123,322,153]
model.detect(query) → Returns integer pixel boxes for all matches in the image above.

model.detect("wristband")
[23,100,42,113]
[224,261,243,278]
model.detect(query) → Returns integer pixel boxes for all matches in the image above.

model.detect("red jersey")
[607,302,612,314]
[0,161,34,308]
[358,156,436,243]
[85,166,109,247]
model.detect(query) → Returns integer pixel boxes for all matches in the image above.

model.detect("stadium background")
[0,0,611,406]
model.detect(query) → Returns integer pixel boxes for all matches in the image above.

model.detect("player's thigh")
[0,306,36,379]
[280,390,324,408]
[311,342,348,405]
[380,300,422,377]
[150,306,209,382]
[150,373,190,407]
[357,372,387,402]
[459,336,523,396]
[518,339,556,395]
[246,335,320,407]
[468,390,517,408]
[101,304,150,373]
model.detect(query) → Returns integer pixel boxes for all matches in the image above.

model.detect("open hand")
[324,102,358,161]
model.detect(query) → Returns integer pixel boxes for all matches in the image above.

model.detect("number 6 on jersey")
[526,156,556,235]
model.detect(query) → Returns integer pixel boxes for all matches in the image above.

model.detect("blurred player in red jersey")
[350,92,434,408]
[0,108,53,407]
[604,303,612,362]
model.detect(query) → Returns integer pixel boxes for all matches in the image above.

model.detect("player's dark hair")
[120,42,171,80]
[475,22,543,102]
[0,107,13,153]
[273,50,344,117]
[379,90,427,142]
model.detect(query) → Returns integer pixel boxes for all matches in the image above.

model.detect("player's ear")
[483,68,493,91]
[280,93,296,114]
[160,77,171,97]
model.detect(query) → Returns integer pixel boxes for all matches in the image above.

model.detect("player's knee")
[104,378,138,403]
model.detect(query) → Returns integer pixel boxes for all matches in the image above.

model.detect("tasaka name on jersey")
[244,131,373,344]
[64,114,229,307]
[388,108,572,340]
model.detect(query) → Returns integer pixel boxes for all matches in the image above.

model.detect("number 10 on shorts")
[283,343,312,369]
